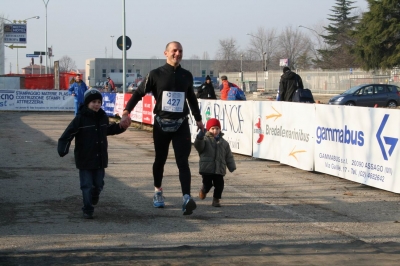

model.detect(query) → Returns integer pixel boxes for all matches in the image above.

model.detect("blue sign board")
[3,24,27,44]
[26,54,39,58]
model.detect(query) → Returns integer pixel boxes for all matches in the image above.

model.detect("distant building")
[21,64,46,74]
[85,58,219,87]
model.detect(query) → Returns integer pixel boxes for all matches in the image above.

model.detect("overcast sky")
[2,0,368,72]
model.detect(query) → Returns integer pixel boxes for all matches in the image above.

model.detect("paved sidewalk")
[0,111,399,265]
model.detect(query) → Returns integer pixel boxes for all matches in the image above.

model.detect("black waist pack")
[156,116,186,132]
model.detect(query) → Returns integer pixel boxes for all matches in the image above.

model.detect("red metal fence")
[5,73,77,90]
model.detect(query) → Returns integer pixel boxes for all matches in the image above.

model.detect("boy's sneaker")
[83,212,93,219]
[92,195,99,206]
[182,195,197,215]
[153,191,165,208]
[199,186,207,200]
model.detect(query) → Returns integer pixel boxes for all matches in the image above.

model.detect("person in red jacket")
[219,76,239,100]
[107,77,116,92]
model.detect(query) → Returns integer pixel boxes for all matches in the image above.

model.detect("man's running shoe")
[182,194,196,215]
[153,191,165,208]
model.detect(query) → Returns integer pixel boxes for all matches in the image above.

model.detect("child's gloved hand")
[197,129,206,139]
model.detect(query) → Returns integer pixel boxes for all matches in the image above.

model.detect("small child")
[194,118,236,207]
[58,89,126,219]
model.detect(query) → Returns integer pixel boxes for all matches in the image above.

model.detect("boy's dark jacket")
[194,131,236,176]
[57,105,125,169]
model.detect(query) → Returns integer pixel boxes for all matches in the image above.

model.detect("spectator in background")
[68,74,88,116]
[218,76,240,100]
[196,75,216,99]
[278,67,304,102]
[107,77,116,92]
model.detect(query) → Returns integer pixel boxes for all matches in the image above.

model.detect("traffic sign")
[7,44,26,49]
[26,54,39,57]
[117,36,132,51]
[34,51,46,55]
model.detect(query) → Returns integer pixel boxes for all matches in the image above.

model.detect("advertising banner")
[279,102,315,171]
[252,101,283,161]
[189,99,253,156]
[0,89,74,111]
[314,105,400,193]
[3,24,27,43]
[142,95,154,125]
[130,98,143,123]
[101,93,116,116]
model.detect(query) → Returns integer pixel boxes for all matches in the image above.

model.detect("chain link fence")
[220,70,400,94]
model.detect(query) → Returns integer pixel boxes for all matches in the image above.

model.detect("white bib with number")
[161,91,185,112]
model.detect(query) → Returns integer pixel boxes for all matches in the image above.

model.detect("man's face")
[164,42,183,67]
[75,75,81,82]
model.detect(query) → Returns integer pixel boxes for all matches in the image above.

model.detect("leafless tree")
[59,55,77,72]
[276,25,312,70]
[215,38,240,72]
[247,27,279,71]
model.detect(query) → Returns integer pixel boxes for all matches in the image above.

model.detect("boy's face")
[208,126,221,137]
[88,99,102,112]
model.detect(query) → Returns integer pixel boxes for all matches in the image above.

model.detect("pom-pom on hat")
[205,75,211,80]
[84,89,102,105]
[206,118,221,131]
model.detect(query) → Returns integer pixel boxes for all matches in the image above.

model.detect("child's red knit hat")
[206,118,221,131]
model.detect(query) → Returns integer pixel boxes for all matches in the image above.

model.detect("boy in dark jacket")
[194,118,236,207]
[58,89,126,219]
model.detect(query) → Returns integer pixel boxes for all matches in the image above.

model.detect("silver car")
[328,84,400,108]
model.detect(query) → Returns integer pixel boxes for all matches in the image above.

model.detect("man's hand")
[120,114,131,129]
[196,120,205,132]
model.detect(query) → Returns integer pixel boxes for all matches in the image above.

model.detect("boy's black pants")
[202,174,224,199]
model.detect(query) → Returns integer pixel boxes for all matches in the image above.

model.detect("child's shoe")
[92,195,99,205]
[83,212,93,219]
[199,186,207,200]
[212,198,221,207]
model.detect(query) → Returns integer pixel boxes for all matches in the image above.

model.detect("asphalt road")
[0,111,399,265]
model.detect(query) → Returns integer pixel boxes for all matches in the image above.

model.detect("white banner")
[314,105,400,193]
[252,101,282,161]
[130,99,143,122]
[189,100,253,156]
[113,94,126,117]
[0,89,74,111]
[279,102,315,171]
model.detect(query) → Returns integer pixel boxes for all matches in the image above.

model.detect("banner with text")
[279,102,315,171]
[252,101,283,161]
[0,89,74,111]
[314,105,400,193]
[189,99,253,156]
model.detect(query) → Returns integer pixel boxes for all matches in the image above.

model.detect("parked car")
[328,84,400,108]
[193,80,202,90]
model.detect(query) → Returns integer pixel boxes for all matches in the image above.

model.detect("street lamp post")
[298,25,320,35]
[240,54,243,88]
[43,0,50,74]
[110,35,114,58]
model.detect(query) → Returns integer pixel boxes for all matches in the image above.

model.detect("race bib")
[161,91,185,112]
